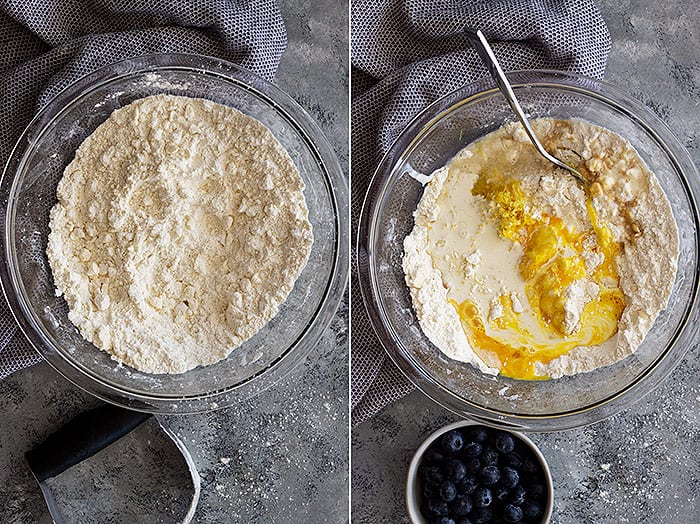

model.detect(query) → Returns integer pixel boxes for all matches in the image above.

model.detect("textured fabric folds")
[351,0,611,425]
[0,0,286,380]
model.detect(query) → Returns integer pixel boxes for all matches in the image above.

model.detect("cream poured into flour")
[403,118,678,379]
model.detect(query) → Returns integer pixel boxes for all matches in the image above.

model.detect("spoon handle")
[466,29,585,183]
[466,30,543,154]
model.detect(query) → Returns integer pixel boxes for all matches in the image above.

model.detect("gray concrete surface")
[352,2,699,523]
[0,1,349,523]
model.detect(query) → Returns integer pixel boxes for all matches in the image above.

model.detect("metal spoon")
[467,29,586,184]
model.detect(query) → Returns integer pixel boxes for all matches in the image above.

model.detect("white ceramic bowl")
[406,420,554,523]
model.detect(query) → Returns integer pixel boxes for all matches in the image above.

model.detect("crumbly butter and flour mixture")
[403,118,678,379]
[47,94,313,374]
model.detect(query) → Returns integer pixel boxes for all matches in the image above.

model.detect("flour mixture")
[403,118,678,379]
[47,94,313,374]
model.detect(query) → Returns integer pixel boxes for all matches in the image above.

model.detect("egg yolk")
[454,175,625,380]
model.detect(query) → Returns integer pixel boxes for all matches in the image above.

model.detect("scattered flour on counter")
[47,94,313,374]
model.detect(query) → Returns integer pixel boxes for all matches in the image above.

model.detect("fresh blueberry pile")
[417,425,549,523]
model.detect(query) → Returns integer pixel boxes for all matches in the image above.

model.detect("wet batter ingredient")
[403,118,678,379]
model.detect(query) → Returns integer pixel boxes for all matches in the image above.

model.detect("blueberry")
[440,481,457,502]
[464,456,481,474]
[503,503,524,522]
[442,430,464,454]
[418,464,428,479]
[501,467,520,489]
[456,476,478,495]
[466,426,489,442]
[494,485,510,502]
[479,465,501,486]
[482,447,500,466]
[450,495,473,516]
[463,441,483,457]
[424,466,445,486]
[431,517,456,524]
[509,485,527,505]
[503,451,523,469]
[423,482,440,499]
[426,447,446,464]
[522,500,543,520]
[470,507,493,524]
[473,486,493,508]
[529,482,546,500]
[457,519,474,524]
[522,458,539,475]
[495,433,516,454]
[420,501,435,518]
[445,458,467,481]
[428,497,449,516]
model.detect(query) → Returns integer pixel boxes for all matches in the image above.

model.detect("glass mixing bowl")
[358,70,700,431]
[0,54,348,413]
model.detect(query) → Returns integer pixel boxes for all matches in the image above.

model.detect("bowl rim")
[0,52,349,414]
[405,419,554,523]
[358,69,700,431]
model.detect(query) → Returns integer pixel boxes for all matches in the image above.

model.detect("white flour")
[47,94,313,374]
[403,118,678,379]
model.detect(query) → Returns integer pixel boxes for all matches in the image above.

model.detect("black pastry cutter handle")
[25,404,151,482]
